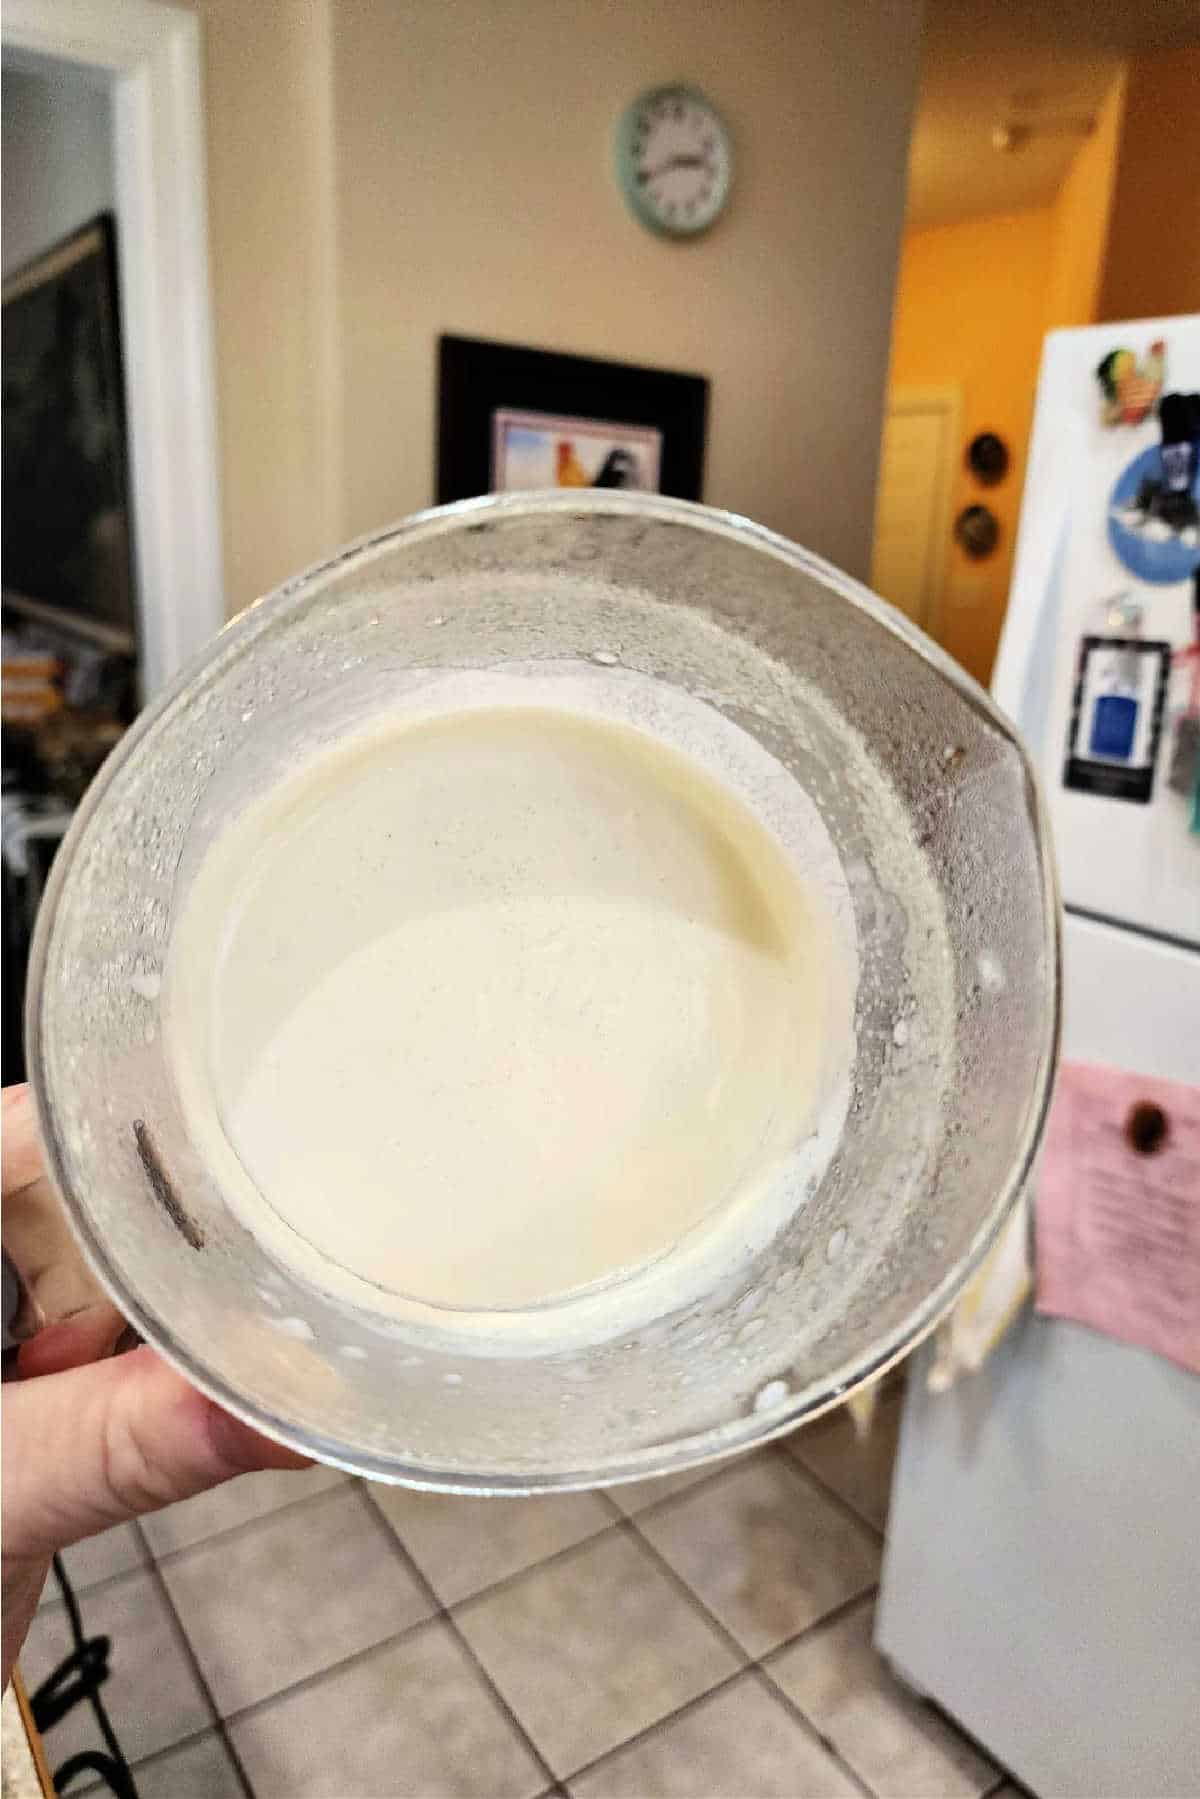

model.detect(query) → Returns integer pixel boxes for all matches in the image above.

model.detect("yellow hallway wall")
[885,206,1055,683]
[1045,73,1127,331]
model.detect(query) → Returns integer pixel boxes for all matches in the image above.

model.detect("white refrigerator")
[876,315,1200,1799]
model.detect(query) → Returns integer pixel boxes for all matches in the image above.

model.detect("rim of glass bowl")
[25,489,1062,1491]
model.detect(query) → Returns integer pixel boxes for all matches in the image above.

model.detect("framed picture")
[2,213,135,649]
[437,335,707,506]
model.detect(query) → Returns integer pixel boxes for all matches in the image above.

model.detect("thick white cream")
[167,670,857,1347]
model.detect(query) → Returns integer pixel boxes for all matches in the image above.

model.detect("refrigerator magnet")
[1063,636,1171,803]
[1107,394,1200,586]
[1094,340,1166,427]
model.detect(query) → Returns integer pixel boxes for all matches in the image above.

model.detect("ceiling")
[906,0,1200,229]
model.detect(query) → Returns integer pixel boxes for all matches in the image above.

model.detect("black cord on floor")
[28,1554,139,1799]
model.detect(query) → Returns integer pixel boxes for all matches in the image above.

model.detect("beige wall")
[192,0,337,615]
[193,1,920,614]
[331,0,920,584]
[174,0,912,607]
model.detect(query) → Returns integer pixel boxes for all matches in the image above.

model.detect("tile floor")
[22,1388,1013,1799]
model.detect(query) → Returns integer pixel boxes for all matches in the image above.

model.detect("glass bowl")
[27,491,1059,1491]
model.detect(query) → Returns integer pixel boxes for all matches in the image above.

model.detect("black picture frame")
[437,334,708,506]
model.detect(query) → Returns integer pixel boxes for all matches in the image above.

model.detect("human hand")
[2,1084,309,1686]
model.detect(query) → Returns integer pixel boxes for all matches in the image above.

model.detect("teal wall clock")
[615,85,733,239]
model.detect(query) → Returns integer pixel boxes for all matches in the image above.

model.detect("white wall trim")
[873,383,962,639]
[3,0,225,697]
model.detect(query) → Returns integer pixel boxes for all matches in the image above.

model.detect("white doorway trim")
[3,0,225,698]
[872,383,961,639]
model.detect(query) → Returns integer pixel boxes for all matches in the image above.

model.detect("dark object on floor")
[30,1556,139,1797]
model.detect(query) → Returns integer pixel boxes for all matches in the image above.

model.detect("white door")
[871,386,960,633]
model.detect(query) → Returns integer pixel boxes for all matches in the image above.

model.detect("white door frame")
[873,383,961,639]
[3,0,225,698]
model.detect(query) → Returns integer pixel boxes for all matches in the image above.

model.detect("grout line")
[133,1519,257,1799]
[775,1438,888,1543]
[558,1664,751,1790]
[143,1476,351,1569]
[124,1721,237,1784]
[617,1507,881,1799]
[926,1703,1014,1795]
[373,1500,629,1616]
[35,1537,155,1616]
[599,1454,749,1522]
[748,1663,878,1799]
[209,1612,446,1731]
[612,1515,750,1665]
[758,1585,878,1667]
[356,1482,561,1791]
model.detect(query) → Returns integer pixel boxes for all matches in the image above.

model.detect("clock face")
[617,86,733,238]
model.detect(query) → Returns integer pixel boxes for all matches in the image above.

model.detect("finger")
[1,1084,43,1192]
[16,1306,128,1377]
[3,1084,115,1336]
[3,1346,311,1561]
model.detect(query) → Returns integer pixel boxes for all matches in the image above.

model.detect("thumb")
[3,1345,310,1561]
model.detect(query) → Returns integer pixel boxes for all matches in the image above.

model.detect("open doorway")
[2,0,224,1082]
[877,4,1199,687]
[2,0,225,697]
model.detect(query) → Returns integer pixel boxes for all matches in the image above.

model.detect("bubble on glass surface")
[978,951,1005,993]
[270,1315,314,1341]
[753,1378,790,1413]
[130,965,161,1002]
